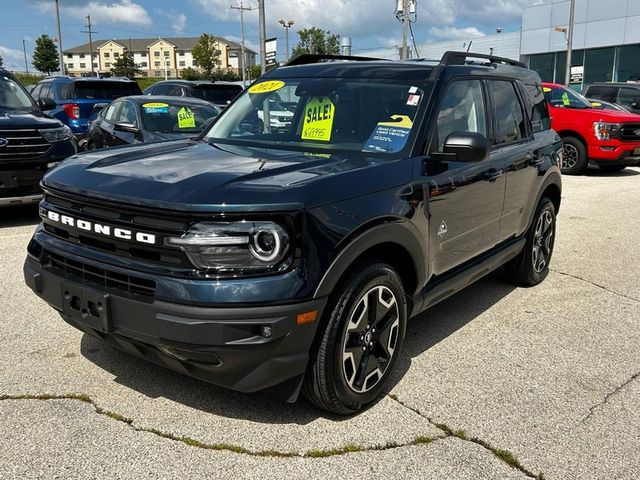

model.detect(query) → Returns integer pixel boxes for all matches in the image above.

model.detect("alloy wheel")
[532,209,554,273]
[562,143,578,170]
[341,285,400,393]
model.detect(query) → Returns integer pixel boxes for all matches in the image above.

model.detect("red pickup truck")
[543,82,640,174]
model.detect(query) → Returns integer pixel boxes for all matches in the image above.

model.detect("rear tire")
[506,197,556,287]
[302,262,407,414]
[560,136,587,175]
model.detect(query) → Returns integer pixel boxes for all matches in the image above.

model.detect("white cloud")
[29,0,152,26]
[172,13,187,33]
[0,45,30,70]
[428,26,486,41]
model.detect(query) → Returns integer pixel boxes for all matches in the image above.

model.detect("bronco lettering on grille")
[45,210,156,245]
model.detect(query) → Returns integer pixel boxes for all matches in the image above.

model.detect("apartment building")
[63,36,256,77]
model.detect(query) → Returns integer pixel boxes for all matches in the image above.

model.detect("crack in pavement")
[0,393,439,459]
[583,371,640,423]
[387,394,545,480]
[550,268,640,303]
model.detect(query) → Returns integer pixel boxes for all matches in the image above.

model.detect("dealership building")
[368,0,640,89]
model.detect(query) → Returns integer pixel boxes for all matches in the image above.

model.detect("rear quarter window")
[525,84,550,133]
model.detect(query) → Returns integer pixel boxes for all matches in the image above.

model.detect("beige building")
[63,36,256,77]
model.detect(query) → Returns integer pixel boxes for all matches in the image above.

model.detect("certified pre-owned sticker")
[143,102,169,113]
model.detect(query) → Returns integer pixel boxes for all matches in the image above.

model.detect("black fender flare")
[526,169,562,232]
[313,220,428,299]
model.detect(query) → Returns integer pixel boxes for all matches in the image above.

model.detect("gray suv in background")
[583,82,640,114]
[143,80,243,109]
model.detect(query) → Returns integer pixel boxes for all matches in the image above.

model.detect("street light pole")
[81,15,97,77]
[564,0,576,86]
[278,19,295,62]
[54,0,64,74]
[231,2,254,87]
[258,0,266,74]
[22,39,29,74]
[402,0,409,60]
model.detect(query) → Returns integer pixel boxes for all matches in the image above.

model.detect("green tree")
[110,49,142,78]
[211,68,239,81]
[292,28,340,58]
[248,64,262,81]
[32,34,59,74]
[180,67,201,80]
[191,33,221,80]
[0,55,4,69]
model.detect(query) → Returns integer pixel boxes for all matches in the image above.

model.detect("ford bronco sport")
[24,52,562,414]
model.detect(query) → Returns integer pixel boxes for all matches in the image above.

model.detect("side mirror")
[441,132,490,162]
[38,97,57,111]
[114,122,140,134]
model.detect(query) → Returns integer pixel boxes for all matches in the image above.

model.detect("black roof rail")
[286,53,385,66]
[440,51,527,69]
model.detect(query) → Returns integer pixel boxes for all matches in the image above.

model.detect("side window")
[103,102,120,124]
[488,80,526,145]
[167,85,183,96]
[434,79,487,151]
[117,101,138,125]
[586,85,616,102]
[616,87,639,107]
[31,83,43,100]
[152,84,172,95]
[40,83,52,100]
[524,84,550,133]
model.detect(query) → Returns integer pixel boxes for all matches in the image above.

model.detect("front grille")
[0,129,51,161]
[619,124,640,142]
[46,250,157,297]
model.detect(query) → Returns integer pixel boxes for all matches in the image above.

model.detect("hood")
[580,108,640,123]
[42,140,412,212]
[0,112,62,129]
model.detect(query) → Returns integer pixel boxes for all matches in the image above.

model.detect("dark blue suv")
[24,52,562,414]
[30,77,141,147]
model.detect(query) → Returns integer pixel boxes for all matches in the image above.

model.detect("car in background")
[587,98,630,113]
[0,69,76,207]
[30,77,142,147]
[143,80,242,109]
[257,99,294,130]
[543,82,640,174]
[582,82,640,115]
[86,96,219,149]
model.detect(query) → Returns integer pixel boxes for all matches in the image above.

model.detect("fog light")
[261,325,272,338]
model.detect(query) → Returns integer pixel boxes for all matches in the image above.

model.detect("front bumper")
[24,241,327,398]
[588,142,640,165]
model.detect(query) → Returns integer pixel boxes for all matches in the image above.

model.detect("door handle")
[484,169,504,182]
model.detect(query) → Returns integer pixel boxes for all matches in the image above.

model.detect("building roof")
[63,36,254,54]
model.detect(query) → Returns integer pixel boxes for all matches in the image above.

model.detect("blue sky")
[0,0,532,71]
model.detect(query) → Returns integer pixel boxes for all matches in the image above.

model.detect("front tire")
[302,262,407,414]
[506,197,556,286]
[560,136,587,175]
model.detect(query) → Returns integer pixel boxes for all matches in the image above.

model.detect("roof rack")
[440,51,527,69]
[286,54,384,66]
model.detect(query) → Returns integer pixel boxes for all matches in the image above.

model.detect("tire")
[598,165,626,173]
[560,136,588,175]
[506,197,556,287]
[302,262,407,414]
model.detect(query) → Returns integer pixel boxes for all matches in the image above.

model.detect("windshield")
[62,81,142,100]
[193,85,242,104]
[0,75,36,112]
[140,100,219,133]
[544,86,592,109]
[204,78,426,157]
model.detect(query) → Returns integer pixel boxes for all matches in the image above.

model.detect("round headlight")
[250,227,282,262]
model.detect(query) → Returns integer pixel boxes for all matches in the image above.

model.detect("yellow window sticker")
[591,101,602,107]
[177,106,196,128]
[143,102,169,113]
[561,91,570,106]
[543,87,552,92]
[302,97,335,142]
[248,80,285,94]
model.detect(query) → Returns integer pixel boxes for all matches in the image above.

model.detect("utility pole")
[81,15,97,77]
[402,0,409,60]
[278,19,294,62]
[54,0,64,74]
[258,0,266,73]
[564,0,576,86]
[22,39,29,74]
[231,2,253,86]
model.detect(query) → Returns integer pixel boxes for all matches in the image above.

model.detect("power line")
[231,2,254,86]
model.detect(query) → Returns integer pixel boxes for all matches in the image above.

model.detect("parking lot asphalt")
[1,168,639,479]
